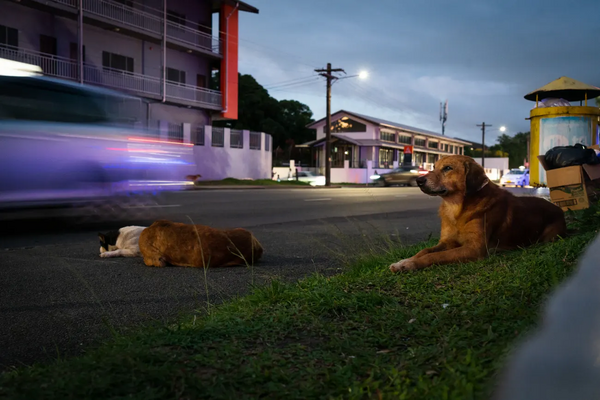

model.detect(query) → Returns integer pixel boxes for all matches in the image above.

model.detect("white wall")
[149,103,210,128]
[471,157,509,170]
[193,127,273,180]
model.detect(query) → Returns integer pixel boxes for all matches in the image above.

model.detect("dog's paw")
[100,252,112,258]
[389,258,417,273]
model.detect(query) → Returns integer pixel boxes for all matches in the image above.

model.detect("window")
[381,131,396,142]
[167,67,186,84]
[398,135,412,145]
[40,35,57,55]
[378,148,395,168]
[324,117,367,133]
[428,141,439,149]
[102,51,134,73]
[414,138,426,147]
[69,43,86,62]
[427,153,437,163]
[197,20,211,35]
[167,10,186,27]
[0,24,18,48]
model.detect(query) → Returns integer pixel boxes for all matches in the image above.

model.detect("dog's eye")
[442,166,453,172]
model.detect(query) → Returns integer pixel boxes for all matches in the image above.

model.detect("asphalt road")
[1,186,447,370]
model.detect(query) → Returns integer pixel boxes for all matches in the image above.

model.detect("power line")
[264,76,321,90]
[268,80,324,93]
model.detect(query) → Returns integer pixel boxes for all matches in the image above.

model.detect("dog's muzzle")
[416,175,448,196]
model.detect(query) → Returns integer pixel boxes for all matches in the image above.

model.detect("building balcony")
[0,46,222,110]
[25,0,222,57]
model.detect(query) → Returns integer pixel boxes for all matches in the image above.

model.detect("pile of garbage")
[544,143,600,170]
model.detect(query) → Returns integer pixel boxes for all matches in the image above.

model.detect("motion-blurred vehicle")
[289,171,326,186]
[0,58,198,221]
[370,166,429,187]
[500,167,530,187]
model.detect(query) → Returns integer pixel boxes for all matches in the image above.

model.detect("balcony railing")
[29,0,222,55]
[0,46,222,109]
[83,0,163,35]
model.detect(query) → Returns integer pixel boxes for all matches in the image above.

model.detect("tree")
[489,132,530,168]
[213,73,315,151]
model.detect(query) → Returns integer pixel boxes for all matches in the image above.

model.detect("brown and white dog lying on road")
[138,220,263,268]
[389,155,566,273]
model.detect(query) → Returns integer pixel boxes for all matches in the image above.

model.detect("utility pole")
[315,63,345,186]
[476,122,492,168]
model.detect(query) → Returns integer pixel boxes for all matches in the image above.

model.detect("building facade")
[0,0,258,136]
[301,110,471,171]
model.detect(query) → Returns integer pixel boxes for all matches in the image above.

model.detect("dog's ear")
[465,160,489,194]
[98,233,106,242]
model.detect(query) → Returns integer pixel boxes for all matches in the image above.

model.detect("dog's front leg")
[390,244,486,273]
[100,250,120,258]
[389,241,457,272]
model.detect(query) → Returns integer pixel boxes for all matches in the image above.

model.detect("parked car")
[0,63,198,221]
[289,171,326,186]
[370,166,429,187]
[500,168,530,187]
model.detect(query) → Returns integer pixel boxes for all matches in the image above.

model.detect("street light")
[315,65,369,186]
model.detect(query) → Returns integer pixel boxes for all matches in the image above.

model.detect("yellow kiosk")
[525,76,600,186]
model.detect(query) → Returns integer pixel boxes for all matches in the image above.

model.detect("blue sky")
[229,0,599,144]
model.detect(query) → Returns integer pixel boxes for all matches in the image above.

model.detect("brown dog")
[389,155,566,272]
[138,220,263,268]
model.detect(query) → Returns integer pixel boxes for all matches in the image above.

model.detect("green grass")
[1,205,599,400]
[193,178,310,186]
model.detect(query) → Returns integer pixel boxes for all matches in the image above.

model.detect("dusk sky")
[227,0,599,145]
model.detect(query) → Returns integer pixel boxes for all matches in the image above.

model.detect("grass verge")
[193,178,310,186]
[1,204,599,400]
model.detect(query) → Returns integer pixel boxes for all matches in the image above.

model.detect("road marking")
[305,198,332,202]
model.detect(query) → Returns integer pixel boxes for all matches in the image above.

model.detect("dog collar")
[478,180,489,191]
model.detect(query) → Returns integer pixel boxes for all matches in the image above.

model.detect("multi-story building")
[0,0,258,137]
[302,110,470,169]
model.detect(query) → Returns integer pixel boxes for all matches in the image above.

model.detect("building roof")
[524,76,600,102]
[212,0,259,14]
[307,110,471,145]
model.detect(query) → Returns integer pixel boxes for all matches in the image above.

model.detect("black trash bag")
[544,143,600,170]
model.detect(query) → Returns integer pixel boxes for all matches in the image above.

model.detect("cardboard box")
[537,146,600,211]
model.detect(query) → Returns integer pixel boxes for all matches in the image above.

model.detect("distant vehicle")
[0,59,198,221]
[289,171,326,186]
[500,168,530,187]
[370,166,429,187]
